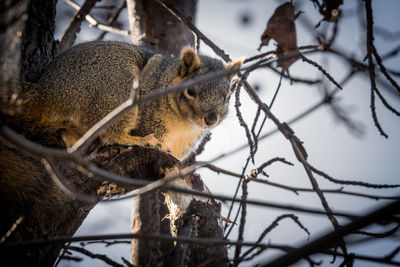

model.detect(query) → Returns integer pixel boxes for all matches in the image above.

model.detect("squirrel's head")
[172,46,243,129]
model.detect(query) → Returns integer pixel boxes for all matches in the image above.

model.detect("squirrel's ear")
[179,46,202,78]
[226,58,244,79]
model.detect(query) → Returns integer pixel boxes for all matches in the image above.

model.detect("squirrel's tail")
[1,79,40,116]
[1,79,66,148]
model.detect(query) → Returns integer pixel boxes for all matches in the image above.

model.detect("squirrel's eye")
[185,87,196,99]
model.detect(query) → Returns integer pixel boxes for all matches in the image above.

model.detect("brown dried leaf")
[258,2,300,70]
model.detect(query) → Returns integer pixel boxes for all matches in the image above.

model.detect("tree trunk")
[128,1,228,266]
[128,1,196,266]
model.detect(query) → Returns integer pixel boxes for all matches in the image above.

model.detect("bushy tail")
[1,79,40,117]
[1,79,66,148]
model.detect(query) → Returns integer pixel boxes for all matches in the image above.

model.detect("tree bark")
[19,0,57,82]
[127,0,196,55]
[128,1,228,266]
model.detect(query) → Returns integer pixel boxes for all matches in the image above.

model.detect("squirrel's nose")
[205,112,218,127]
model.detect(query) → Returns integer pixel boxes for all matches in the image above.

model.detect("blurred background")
[55,0,400,266]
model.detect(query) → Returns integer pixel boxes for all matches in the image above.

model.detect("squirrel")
[9,41,242,161]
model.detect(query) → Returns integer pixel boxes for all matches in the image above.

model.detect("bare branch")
[356,224,400,238]
[125,0,142,45]
[80,240,130,247]
[301,54,342,89]
[64,0,129,37]
[372,45,400,94]
[374,87,400,117]
[233,178,249,266]
[42,158,98,203]
[58,0,100,52]
[234,80,255,163]
[240,214,310,261]
[0,216,23,244]
[68,245,124,267]
[383,245,400,261]
[97,1,127,40]
[364,0,388,138]
[310,164,400,188]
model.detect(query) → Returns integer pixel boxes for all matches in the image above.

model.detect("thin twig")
[383,245,400,261]
[233,178,249,266]
[80,240,130,247]
[97,0,127,40]
[42,158,99,203]
[58,0,100,52]
[64,0,129,37]
[266,64,322,84]
[364,0,388,138]
[234,80,255,163]
[310,165,400,188]
[372,46,400,94]
[250,107,261,155]
[240,214,310,261]
[0,216,24,243]
[381,45,400,61]
[68,245,124,267]
[356,224,400,238]
[58,255,83,262]
[121,257,135,267]
[301,54,342,89]
[373,87,400,117]
[54,242,72,267]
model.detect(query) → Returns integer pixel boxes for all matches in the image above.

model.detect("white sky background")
[56,0,400,266]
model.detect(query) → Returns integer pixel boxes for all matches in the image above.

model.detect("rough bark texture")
[179,200,228,267]
[131,191,165,267]
[19,0,57,82]
[127,0,196,55]
[0,0,30,81]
